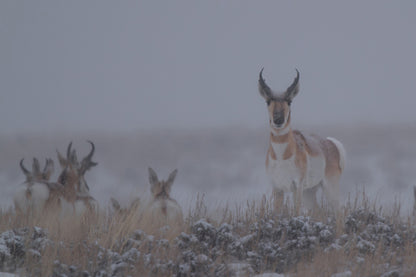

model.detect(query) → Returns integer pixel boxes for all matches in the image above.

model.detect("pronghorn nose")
[273,116,284,126]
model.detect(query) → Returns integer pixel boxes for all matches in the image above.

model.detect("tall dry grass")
[1,190,416,276]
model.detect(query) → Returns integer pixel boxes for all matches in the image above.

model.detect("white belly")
[305,155,326,188]
[267,155,299,192]
[267,142,326,191]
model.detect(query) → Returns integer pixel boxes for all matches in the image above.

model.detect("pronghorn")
[110,197,141,217]
[258,68,346,210]
[142,168,184,230]
[14,158,55,215]
[54,141,99,216]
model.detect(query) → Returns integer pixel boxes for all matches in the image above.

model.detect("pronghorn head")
[258,68,300,130]
[20,158,54,183]
[148,168,178,200]
[57,141,97,194]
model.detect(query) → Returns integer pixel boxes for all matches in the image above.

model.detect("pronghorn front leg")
[291,181,303,214]
[272,187,284,210]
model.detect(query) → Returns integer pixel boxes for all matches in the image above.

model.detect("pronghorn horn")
[84,140,95,162]
[32,158,41,175]
[258,68,274,100]
[80,140,97,174]
[66,142,73,160]
[42,158,54,180]
[20,159,30,176]
[285,69,300,102]
[42,158,49,173]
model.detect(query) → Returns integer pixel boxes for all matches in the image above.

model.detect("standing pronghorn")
[14,158,55,215]
[258,68,346,210]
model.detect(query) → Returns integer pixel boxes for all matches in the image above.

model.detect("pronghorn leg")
[323,179,340,211]
[303,182,322,211]
[291,182,302,214]
[272,187,284,211]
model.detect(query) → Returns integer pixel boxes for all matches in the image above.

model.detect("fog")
[1,1,416,133]
[1,2,416,214]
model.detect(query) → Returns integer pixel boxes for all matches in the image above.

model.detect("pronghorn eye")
[266,100,271,106]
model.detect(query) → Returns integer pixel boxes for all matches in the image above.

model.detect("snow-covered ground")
[1,125,416,276]
[1,124,415,215]
[0,209,414,276]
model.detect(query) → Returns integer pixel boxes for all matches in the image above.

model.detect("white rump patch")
[327,137,346,171]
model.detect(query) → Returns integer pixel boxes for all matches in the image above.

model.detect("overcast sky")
[1,1,415,134]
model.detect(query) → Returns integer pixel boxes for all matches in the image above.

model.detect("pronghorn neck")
[270,125,293,144]
[268,124,296,162]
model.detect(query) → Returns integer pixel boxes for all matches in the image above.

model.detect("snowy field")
[1,124,416,276]
[1,124,415,215]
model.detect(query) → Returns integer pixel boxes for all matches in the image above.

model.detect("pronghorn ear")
[148,167,159,185]
[57,167,68,185]
[70,150,79,167]
[284,69,300,103]
[42,158,54,180]
[57,150,67,168]
[258,68,274,102]
[167,169,178,186]
[130,198,140,210]
[110,197,121,211]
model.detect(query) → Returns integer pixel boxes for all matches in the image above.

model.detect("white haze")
[1,125,416,217]
[1,1,416,133]
[1,1,416,215]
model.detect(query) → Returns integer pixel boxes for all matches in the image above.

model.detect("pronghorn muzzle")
[273,111,285,127]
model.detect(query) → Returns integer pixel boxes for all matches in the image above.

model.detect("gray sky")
[1,1,415,134]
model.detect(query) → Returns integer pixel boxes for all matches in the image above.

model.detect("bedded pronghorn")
[142,168,184,230]
[258,68,346,210]
[13,158,55,215]
[14,142,99,217]
[110,197,141,218]
[54,141,99,216]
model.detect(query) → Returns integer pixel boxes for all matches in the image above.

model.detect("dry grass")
[1,191,416,276]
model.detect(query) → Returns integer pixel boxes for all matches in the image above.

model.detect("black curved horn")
[20,159,30,175]
[258,68,274,100]
[85,140,95,162]
[80,140,98,174]
[286,69,300,94]
[66,142,73,160]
